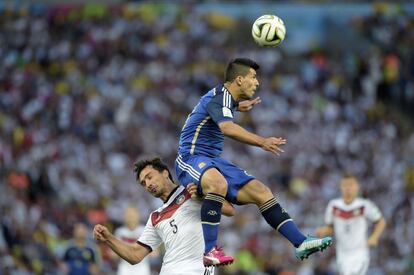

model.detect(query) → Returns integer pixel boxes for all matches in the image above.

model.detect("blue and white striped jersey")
[178,85,238,158]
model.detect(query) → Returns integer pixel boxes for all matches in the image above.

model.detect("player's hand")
[367,236,378,247]
[261,137,286,155]
[315,227,327,237]
[237,97,261,112]
[93,224,111,242]
[187,183,204,201]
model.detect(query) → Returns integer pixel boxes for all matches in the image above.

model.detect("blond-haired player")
[316,175,386,275]
[114,207,151,275]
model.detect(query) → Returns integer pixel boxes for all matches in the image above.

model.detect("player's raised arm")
[93,224,150,265]
[218,121,286,155]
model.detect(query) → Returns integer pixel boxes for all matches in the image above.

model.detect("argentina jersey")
[178,85,238,158]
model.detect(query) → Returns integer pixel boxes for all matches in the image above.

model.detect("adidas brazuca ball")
[252,14,286,47]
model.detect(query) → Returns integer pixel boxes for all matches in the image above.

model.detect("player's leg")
[199,167,227,251]
[199,168,236,266]
[236,179,307,247]
[236,180,332,260]
[206,157,302,247]
[212,159,310,250]
[175,155,233,266]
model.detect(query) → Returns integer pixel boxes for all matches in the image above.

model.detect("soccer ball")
[251,14,286,47]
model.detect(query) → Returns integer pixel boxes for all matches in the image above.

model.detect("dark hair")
[224,58,260,82]
[134,157,174,183]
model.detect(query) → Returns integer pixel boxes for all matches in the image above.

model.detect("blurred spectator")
[114,207,151,275]
[61,223,99,275]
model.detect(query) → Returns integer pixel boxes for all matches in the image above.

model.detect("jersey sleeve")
[324,200,334,225]
[137,216,162,252]
[364,200,382,222]
[206,94,234,124]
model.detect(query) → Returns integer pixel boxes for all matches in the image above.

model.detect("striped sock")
[201,193,224,254]
[260,197,306,247]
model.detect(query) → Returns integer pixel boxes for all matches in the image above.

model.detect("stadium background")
[1,1,413,274]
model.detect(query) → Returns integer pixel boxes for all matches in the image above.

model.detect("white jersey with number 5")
[325,197,382,274]
[115,226,151,275]
[138,186,214,275]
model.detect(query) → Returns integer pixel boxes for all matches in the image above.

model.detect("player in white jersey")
[316,175,386,275]
[114,207,151,275]
[93,157,235,275]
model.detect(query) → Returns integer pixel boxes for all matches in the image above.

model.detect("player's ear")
[162,169,169,179]
[236,75,243,86]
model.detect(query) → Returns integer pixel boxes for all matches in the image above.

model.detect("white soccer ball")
[252,14,286,47]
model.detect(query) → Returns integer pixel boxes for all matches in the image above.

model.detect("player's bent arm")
[219,121,265,146]
[315,224,333,237]
[105,234,151,265]
[222,200,235,217]
[369,217,386,242]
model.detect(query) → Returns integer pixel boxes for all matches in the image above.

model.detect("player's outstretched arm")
[93,224,150,265]
[367,217,386,247]
[218,121,286,155]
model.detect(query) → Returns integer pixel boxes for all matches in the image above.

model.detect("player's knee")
[203,179,227,195]
[258,183,273,196]
[201,169,228,196]
[251,181,274,205]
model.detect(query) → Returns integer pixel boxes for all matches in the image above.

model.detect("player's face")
[124,207,139,228]
[340,177,359,203]
[138,166,169,198]
[73,223,87,241]
[239,68,259,100]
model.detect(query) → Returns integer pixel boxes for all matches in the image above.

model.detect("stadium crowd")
[0,3,413,275]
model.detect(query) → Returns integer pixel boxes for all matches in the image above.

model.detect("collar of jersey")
[163,185,183,204]
[221,84,239,107]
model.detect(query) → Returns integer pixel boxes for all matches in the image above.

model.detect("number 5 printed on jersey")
[169,219,178,234]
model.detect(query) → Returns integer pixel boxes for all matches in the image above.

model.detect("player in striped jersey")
[316,175,386,275]
[93,157,234,275]
[175,58,332,266]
